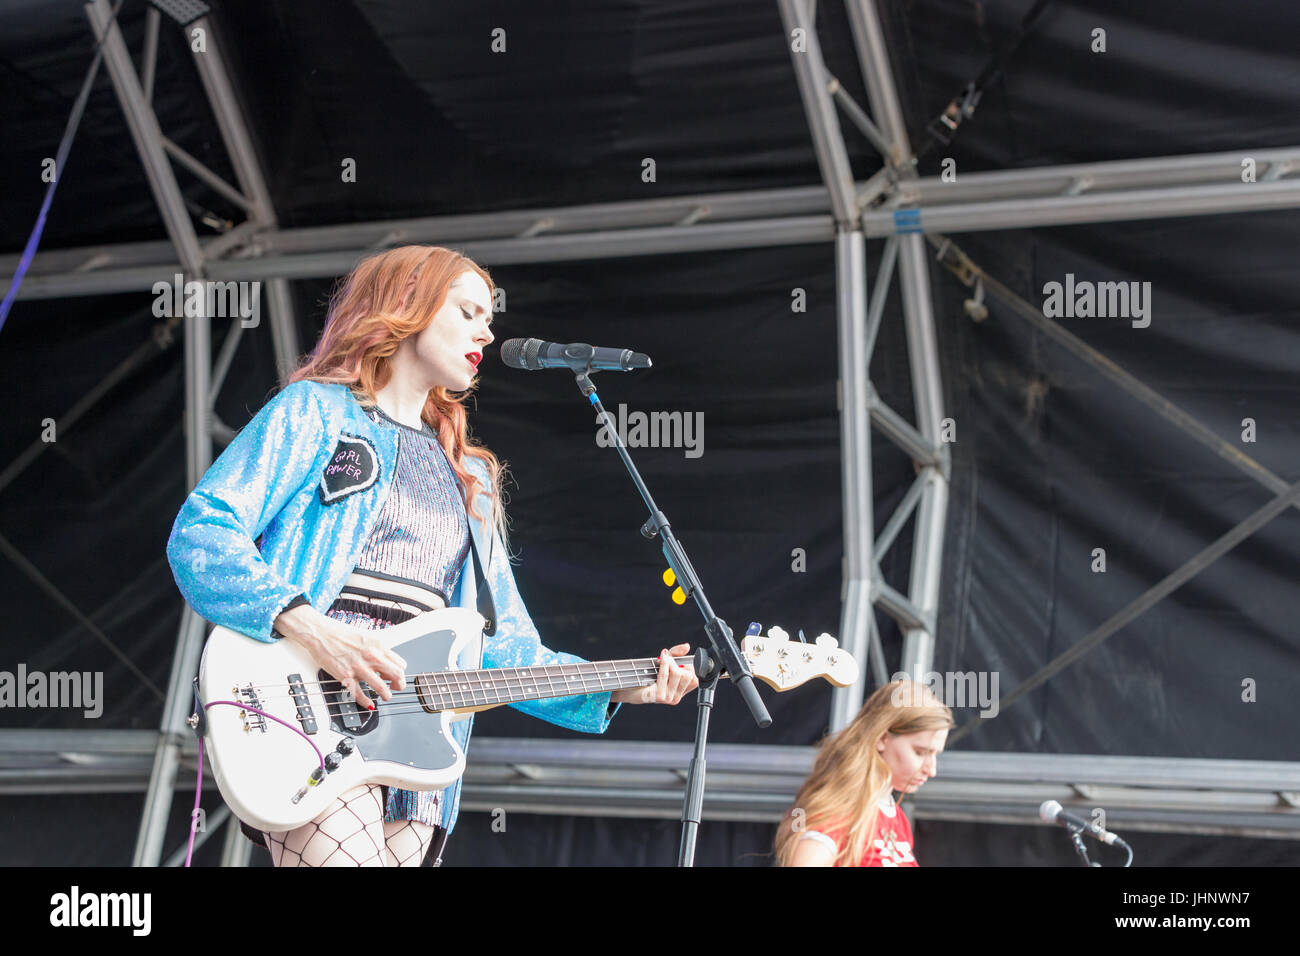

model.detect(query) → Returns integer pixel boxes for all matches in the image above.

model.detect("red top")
[807,799,918,867]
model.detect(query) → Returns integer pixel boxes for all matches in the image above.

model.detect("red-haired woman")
[168,246,698,867]
[773,680,953,866]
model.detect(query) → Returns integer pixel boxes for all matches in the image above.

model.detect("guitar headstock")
[741,625,860,691]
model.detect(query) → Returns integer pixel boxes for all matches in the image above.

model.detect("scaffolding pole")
[7,160,1300,298]
[188,14,300,385]
[895,233,948,678]
[847,0,949,684]
[4,730,1297,840]
[80,0,211,869]
[778,0,880,727]
[833,230,874,726]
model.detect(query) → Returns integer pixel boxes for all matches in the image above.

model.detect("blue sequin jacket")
[166,379,618,834]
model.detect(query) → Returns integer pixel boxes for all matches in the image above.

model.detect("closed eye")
[462,305,493,326]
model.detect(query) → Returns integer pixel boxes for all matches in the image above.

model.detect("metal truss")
[3,732,1297,843]
[780,0,949,724]
[4,147,1300,297]
[3,0,1300,864]
[81,0,300,867]
[462,742,1300,842]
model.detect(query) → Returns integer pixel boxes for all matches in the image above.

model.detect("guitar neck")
[411,657,691,713]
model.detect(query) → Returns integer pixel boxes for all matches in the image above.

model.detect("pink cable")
[184,737,204,868]
[184,700,328,868]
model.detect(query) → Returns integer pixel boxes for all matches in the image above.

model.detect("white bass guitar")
[196,609,858,832]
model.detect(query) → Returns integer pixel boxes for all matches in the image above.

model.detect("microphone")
[1039,800,1129,847]
[500,338,652,372]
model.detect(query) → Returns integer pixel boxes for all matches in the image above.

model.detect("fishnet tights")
[263,784,435,867]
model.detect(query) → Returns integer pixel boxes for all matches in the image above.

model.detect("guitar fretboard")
[412,657,676,712]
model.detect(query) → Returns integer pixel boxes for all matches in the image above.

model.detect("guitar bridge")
[236,683,267,734]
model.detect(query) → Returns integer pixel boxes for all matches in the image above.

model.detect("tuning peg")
[768,626,789,642]
[798,629,808,643]
[746,622,763,637]
[815,633,838,649]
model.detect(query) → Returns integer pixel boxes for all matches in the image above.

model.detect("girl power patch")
[319,433,380,504]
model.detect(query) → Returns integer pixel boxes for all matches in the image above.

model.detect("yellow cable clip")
[662,568,686,604]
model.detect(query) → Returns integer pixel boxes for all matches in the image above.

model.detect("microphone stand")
[570,361,771,868]
[1058,817,1136,866]
[1067,823,1099,867]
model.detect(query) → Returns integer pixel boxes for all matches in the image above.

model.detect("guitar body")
[198,607,485,833]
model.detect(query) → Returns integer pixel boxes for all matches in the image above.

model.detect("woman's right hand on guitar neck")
[273,604,407,709]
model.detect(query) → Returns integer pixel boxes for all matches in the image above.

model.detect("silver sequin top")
[352,405,471,603]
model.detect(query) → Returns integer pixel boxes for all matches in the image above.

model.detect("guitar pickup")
[319,670,374,733]
[287,673,317,735]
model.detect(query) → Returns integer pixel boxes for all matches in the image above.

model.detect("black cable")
[917,0,1054,165]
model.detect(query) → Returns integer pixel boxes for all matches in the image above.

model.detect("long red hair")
[288,245,507,540]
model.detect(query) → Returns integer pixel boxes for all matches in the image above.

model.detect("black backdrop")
[1,0,1298,865]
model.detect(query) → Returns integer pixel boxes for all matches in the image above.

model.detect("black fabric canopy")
[1,0,1297,866]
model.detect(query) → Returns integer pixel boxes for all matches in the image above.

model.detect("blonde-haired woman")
[775,680,953,866]
[168,245,697,867]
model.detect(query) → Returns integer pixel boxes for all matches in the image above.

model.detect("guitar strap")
[423,825,449,867]
[467,509,497,638]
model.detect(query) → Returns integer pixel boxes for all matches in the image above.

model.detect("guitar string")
[226,677,667,722]
[211,660,754,728]
[239,670,691,713]
[224,651,799,720]
[258,702,602,721]
[246,668,667,713]
[237,642,819,697]
[237,657,682,693]
[246,660,665,697]
[220,657,718,722]
[231,665,670,712]
[224,678,732,724]
[236,652,799,713]
[250,679,660,707]
[227,667,725,722]
[275,689,657,714]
